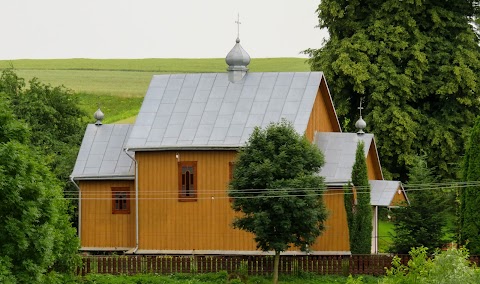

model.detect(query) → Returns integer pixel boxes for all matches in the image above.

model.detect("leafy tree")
[391,155,447,253]
[0,94,79,283]
[0,70,86,182]
[306,0,480,180]
[345,141,372,254]
[0,69,87,225]
[229,120,328,284]
[460,116,480,254]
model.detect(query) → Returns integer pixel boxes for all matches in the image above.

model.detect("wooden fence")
[77,254,412,276]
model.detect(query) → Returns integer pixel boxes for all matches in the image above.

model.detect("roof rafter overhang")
[71,175,135,181]
[127,145,241,152]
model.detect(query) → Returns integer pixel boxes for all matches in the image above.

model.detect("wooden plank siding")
[80,180,135,248]
[366,142,383,180]
[390,187,408,206]
[310,188,350,252]
[135,150,350,252]
[305,83,341,142]
[136,150,258,251]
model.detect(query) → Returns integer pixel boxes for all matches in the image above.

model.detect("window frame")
[178,161,198,202]
[111,187,130,214]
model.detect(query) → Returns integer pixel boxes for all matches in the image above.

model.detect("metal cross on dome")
[358,97,364,118]
[235,13,241,39]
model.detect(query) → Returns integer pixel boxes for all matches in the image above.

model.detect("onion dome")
[94,108,104,126]
[226,37,251,70]
[226,37,250,83]
[355,116,366,134]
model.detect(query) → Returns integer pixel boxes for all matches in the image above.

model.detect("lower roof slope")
[71,124,135,180]
[315,132,375,184]
[370,180,408,206]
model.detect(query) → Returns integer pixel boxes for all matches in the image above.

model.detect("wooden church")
[71,36,408,255]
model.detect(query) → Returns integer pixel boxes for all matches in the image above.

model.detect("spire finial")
[225,13,250,83]
[94,103,104,126]
[235,13,241,41]
[355,97,366,134]
[358,98,364,117]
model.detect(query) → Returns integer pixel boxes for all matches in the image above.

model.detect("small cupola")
[355,98,366,134]
[94,108,104,126]
[226,15,250,83]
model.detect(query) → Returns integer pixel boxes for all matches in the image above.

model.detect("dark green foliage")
[0,70,86,182]
[0,97,79,283]
[460,116,480,254]
[345,141,372,254]
[229,120,328,252]
[0,69,87,226]
[306,0,480,180]
[391,155,447,254]
[229,120,328,283]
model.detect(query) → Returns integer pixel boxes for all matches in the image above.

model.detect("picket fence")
[77,254,415,276]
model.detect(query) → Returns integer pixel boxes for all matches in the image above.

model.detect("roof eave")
[126,145,241,152]
[71,175,135,181]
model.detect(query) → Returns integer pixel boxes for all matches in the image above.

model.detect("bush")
[382,247,480,284]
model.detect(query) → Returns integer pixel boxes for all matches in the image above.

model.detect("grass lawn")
[1,58,310,123]
[378,220,395,253]
[77,273,380,284]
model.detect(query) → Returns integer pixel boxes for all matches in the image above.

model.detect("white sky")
[0,0,328,59]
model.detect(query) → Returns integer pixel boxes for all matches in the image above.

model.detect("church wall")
[135,150,350,252]
[80,180,135,249]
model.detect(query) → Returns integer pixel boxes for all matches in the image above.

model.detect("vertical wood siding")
[80,180,135,248]
[390,188,408,206]
[310,188,350,252]
[366,143,383,180]
[135,150,350,252]
[305,80,341,142]
[136,150,258,251]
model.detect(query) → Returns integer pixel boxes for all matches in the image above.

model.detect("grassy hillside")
[0,58,310,123]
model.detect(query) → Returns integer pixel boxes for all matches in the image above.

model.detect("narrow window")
[178,161,197,201]
[112,187,130,214]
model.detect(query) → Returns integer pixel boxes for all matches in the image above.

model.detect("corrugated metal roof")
[370,180,404,206]
[315,132,374,183]
[126,72,324,150]
[71,124,135,180]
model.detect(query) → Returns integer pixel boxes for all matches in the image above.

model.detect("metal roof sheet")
[71,124,135,179]
[370,180,404,206]
[315,132,374,183]
[126,72,324,149]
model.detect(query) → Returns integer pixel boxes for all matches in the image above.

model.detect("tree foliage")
[460,116,480,254]
[229,120,328,284]
[0,69,87,228]
[0,69,86,182]
[391,155,448,254]
[383,247,480,284]
[345,141,372,254]
[0,94,79,283]
[306,0,480,180]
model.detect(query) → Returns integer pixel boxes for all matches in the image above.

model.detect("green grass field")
[0,58,310,123]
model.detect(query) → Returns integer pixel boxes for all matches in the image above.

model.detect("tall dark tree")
[345,141,372,254]
[460,116,480,254]
[306,0,480,180]
[229,120,328,284]
[0,94,79,283]
[391,155,447,253]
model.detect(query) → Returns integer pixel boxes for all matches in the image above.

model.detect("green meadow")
[0,58,310,123]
